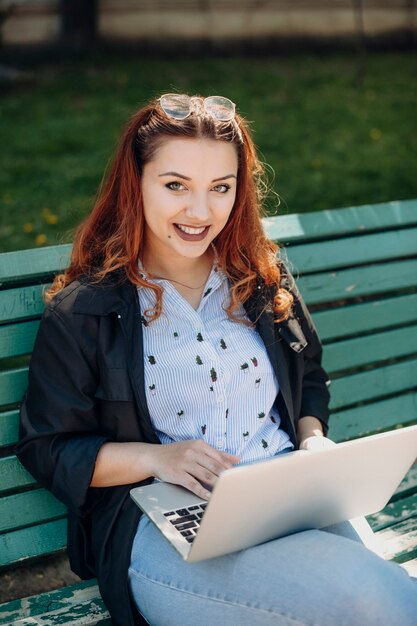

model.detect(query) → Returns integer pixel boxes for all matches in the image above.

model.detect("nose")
[184,193,211,222]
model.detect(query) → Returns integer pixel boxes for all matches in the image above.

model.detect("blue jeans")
[128,512,417,626]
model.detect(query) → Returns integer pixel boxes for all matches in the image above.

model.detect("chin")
[174,241,213,256]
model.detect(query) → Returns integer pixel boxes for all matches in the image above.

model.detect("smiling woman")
[43,92,293,326]
[15,93,417,626]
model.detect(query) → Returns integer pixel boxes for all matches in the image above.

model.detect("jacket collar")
[72,274,307,349]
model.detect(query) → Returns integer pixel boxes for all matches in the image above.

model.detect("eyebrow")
[158,171,237,183]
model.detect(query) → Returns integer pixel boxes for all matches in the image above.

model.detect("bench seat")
[0,580,110,625]
[1,198,416,623]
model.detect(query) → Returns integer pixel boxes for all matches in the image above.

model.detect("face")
[140,137,238,264]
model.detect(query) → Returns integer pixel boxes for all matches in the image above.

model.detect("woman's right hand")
[147,440,240,501]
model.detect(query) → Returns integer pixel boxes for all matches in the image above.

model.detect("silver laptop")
[130,425,417,562]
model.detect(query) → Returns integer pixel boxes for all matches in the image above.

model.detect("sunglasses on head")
[158,93,236,122]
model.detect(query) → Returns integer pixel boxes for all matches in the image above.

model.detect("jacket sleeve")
[15,305,109,516]
[282,267,331,435]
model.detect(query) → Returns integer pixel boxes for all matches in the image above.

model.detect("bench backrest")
[1,199,416,570]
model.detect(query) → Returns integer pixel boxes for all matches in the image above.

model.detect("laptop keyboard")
[163,503,207,543]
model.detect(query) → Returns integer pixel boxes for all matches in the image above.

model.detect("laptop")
[130,425,417,562]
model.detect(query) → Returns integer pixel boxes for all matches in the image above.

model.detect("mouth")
[174,223,211,242]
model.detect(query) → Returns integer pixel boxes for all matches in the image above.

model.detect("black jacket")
[16,269,330,626]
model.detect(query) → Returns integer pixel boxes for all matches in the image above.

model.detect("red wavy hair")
[47,94,293,323]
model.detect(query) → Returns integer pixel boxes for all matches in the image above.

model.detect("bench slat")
[367,493,417,532]
[392,466,417,501]
[323,324,417,374]
[0,284,46,324]
[3,286,414,354]
[1,201,415,287]
[0,457,37,495]
[0,488,67,534]
[0,367,28,406]
[0,580,110,626]
[0,409,19,448]
[1,260,416,327]
[298,259,417,305]
[0,245,71,286]
[1,287,416,348]
[329,393,417,441]
[263,199,417,243]
[0,320,40,359]
[330,360,417,411]
[286,226,417,274]
[375,516,417,563]
[0,518,67,568]
[2,357,413,448]
[313,293,417,342]
[11,308,414,407]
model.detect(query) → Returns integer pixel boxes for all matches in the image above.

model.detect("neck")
[141,249,214,286]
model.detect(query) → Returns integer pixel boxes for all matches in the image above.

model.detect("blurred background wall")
[2,0,416,50]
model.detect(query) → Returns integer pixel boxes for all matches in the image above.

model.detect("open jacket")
[16,268,330,626]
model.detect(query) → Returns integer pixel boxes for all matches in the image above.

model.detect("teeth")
[176,224,207,235]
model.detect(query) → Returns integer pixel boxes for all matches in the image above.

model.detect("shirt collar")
[137,245,226,292]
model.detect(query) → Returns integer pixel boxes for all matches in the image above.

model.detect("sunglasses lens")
[159,94,191,120]
[159,94,236,122]
[204,96,236,121]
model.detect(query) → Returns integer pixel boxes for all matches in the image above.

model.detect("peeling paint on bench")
[0,581,110,625]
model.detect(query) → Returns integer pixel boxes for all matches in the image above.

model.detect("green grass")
[1,50,416,252]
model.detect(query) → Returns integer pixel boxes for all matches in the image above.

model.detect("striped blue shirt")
[137,261,293,464]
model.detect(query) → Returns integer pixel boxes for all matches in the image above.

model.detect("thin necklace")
[151,275,208,290]
[141,249,215,290]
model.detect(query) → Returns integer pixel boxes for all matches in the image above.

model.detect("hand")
[148,440,240,500]
[299,435,337,451]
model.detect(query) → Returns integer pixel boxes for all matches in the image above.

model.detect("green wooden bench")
[1,198,416,624]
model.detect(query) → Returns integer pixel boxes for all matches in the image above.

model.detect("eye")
[212,183,231,193]
[166,181,186,191]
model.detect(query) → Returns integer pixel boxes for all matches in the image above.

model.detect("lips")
[173,223,211,242]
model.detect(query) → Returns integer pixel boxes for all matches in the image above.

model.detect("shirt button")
[216,439,224,449]
[217,395,224,403]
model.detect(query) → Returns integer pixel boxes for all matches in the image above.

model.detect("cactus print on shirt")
[137,260,294,464]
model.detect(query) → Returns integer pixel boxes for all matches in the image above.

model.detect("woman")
[16,93,417,626]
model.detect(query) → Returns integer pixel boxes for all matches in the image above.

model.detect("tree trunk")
[60,0,98,49]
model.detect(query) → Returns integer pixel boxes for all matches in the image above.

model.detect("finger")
[196,458,228,480]
[183,474,212,501]
[192,462,223,488]
[177,446,226,484]
[204,446,240,469]
[198,450,239,475]
[222,451,240,463]
[194,439,239,458]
